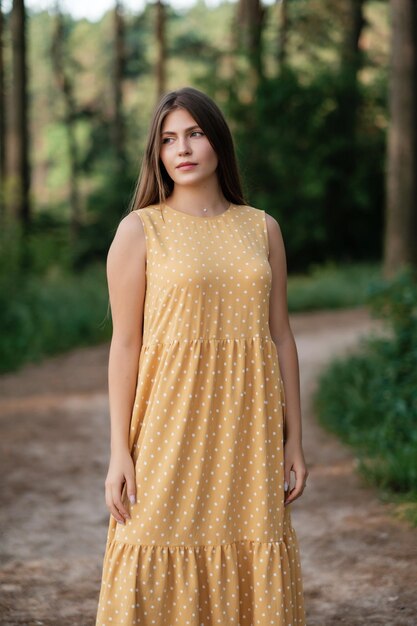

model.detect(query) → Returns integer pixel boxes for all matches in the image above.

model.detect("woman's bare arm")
[265,213,308,505]
[104,210,146,523]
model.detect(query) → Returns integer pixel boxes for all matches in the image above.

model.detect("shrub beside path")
[0,307,416,625]
[291,308,417,625]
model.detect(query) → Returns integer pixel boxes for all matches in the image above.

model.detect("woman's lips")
[177,163,197,170]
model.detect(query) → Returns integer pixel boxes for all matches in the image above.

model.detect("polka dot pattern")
[95,203,306,625]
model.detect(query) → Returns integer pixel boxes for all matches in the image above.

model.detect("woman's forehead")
[161,108,198,132]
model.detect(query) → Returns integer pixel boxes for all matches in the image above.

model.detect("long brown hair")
[127,86,247,213]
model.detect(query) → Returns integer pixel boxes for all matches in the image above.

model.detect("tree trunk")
[51,2,81,248]
[237,0,266,84]
[113,0,126,171]
[342,0,365,72]
[323,0,366,260]
[340,0,365,136]
[384,0,417,277]
[9,0,30,225]
[0,0,6,218]
[155,0,166,98]
[277,0,288,71]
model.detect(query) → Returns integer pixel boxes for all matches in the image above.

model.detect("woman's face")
[159,108,218,188]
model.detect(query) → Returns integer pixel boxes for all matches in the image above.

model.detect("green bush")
[219,67,386,271]
[0,213,112,373]
[313,268,417,522]
[0,262,111,373]
[287,261,381,311]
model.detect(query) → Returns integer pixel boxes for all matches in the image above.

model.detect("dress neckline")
[162,202,233,221]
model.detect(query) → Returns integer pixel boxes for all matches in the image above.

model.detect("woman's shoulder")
[112,209,149,249]
[132,203,161,214]
[239,204,283,251]
[107,211,146,270]
[238,203,278,225]
[129,204,163,232]
[130,204,161,221]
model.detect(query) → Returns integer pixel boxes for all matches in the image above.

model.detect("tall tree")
[322,0,366,259]
[384,0,417,276]
[9,0,30,225]
[236,0,266,85]
[113,0,126,171]
[340,0,366,138]
[0,0,6,219]
[277,0,288,72]
[0,0,6,217]
[51,2,81,247]
[155,0,166,98]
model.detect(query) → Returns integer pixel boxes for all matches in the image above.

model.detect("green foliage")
[77,164,135,268]
[0,1,392,373]
[0,216,111,373]
[0,262,111,373]
[287,262,381,312]
[313,268,417,522]
[26,216,72,274]
[22,2,389,272]
[220,67,386,271]
[367,268,417,353]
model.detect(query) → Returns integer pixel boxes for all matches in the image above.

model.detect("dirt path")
[0,307,416,625]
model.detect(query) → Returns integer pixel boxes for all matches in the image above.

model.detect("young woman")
[95,86,308,625]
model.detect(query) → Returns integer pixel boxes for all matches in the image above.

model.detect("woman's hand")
[283,437,309,506]
[104,448,137,524]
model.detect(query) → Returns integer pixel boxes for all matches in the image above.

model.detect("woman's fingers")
[284,465,290,491]
[126,473,137,505]
[284,467,308,506]
[104,452,137,524]
[105,491,125,524]
[113,487,131,521]
[105,481,130,524]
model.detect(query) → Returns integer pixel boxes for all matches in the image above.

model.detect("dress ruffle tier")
[96,507,305,625]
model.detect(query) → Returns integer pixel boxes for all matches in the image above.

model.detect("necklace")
[163,200,230,218]
[201,204,229,216]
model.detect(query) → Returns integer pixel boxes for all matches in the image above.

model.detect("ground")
[0,307,416,625]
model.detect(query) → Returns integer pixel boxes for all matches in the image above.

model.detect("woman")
[95,86,308,625]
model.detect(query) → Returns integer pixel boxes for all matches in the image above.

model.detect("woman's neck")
[166,184,228,216]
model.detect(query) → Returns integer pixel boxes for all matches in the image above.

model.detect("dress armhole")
[262,210,270,257]
[131,209,148,261]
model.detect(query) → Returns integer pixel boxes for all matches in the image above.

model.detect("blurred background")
[4,0,414,364]
[1,2,417,623]
[1,0,417,511]
[1,0,414,369]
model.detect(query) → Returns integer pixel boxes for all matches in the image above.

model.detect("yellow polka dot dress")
[95,203,306,625]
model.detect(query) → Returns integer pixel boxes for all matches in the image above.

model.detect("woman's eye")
[161,132,203,144]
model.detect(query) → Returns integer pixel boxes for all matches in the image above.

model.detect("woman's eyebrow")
[161,125,201,135]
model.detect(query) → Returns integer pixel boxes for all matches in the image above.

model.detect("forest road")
[0,307,416,625]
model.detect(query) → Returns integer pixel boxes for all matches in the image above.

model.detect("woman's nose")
[178,136,191,155]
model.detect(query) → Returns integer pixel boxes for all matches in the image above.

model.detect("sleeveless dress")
[95,202,306,625]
